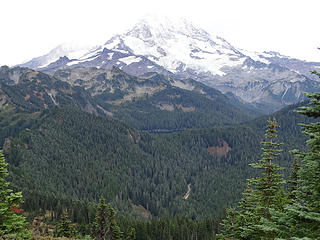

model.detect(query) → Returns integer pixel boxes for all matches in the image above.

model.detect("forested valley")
[1,68,320,239]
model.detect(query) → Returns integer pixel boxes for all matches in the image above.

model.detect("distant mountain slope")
[0,65,96,113]
[53,66,257,129]
[19,16,320,113]
[262,51,320,81]
[0,65,256,141]
[0,65,100,146]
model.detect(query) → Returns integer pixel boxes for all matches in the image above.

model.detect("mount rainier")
[20,16,320,113]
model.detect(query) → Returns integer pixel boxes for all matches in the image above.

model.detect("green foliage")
[126,228,135,240]
[0,65,314,224]
[248,119,287,213]
[3,66,320,239]
[57,210,73,238]
[92,196,123,240]
[217,208,239,239]
[92,196,109,240]
[218,119,288,239]
[55,66,257,130]
[4,66,320,239]
[4,101,311,221]
[288,157,300,200]
[280,87,320,239]
[0,67,94,113]
[4,107,253,218]
[105,86,255,130]
[219,73,320,239]
[123,215,218,240]
[108,207,123,240]
[0,150,31,239]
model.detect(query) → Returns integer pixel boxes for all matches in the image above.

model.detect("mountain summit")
[19,16,263,76]
[19,16,320,113]
[103,16,248,76]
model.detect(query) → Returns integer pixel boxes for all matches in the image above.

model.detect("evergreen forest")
[1,69,320,239]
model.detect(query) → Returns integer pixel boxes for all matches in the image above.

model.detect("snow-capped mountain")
[19,16,320,113]
[102,16,250,76]
[20,43,95,70]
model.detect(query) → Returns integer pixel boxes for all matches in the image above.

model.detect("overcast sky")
[1,0,319,66]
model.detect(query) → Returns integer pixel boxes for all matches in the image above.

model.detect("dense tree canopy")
[218,119,288,239]
[218,71,320,239]
[0,150,31,239]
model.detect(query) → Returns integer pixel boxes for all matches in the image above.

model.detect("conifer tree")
[288,157,300,200]
[57,210,73,237]
[250,119,287,210]
[107,205,122,240]
[126,227,136,240]
[0,150,31,239]
[92,196,123,240]
[92,196,109,240]
[281,87,320,239]
[218,207,239,239]
[218,119,287,239]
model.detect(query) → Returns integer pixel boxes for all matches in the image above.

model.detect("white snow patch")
[115,49,129,54]
[66,55,100,66]
[36,43,95,68]
[77,46,102,60]
[239,49,270,64]
[108,53,114,60]
[38,60,59,69]
[119,56,142,65]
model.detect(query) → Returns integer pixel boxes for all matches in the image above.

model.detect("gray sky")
[1,0,319,66]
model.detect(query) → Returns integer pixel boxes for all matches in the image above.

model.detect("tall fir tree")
[57,210,73,237]
[92,196,123,240]
[248,119,288,215]
[107,206,122,240]
[0,150,31,239]
[281,86,320,239]
[92,196,109,240]
[218,119,287,239]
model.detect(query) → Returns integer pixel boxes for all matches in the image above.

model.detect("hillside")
[0,65,257,132]
[0,66,95,113]
[54,67,257,129]
[4,101,311,221]
[0,66,99,146]
[0,65,315,223]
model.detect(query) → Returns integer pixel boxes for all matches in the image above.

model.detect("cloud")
[0,0,319,65]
